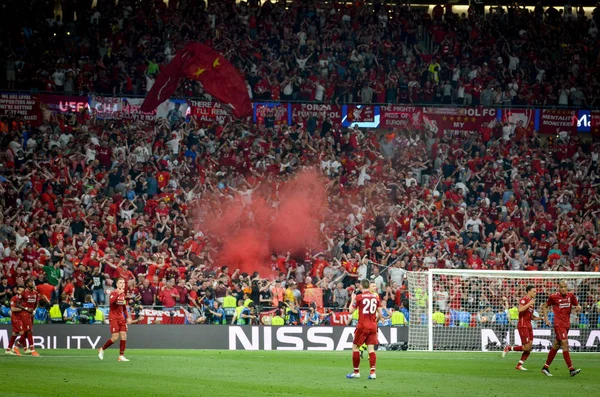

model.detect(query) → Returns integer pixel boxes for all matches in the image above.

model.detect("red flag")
[141,42,252,119]
[140,50,188,113]
[183,43,252,118]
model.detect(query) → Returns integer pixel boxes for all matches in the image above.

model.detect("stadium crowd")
[3,0,600,107]
[1,0,600,326]
[1,96,600,324]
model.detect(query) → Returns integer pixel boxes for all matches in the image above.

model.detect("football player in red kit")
[502,285,543,370]
[5,285,26,356]
[346,279,382,380]
[98,278,132,362]
[18,278,46,356]
[541,280,581,377]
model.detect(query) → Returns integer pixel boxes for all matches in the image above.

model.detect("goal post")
[407,270,600,352]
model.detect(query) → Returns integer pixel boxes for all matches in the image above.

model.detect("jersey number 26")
[362,298,378,314]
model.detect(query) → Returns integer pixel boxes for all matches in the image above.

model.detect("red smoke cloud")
[197,169,328,275]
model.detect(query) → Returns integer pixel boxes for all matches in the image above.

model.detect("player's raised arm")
[348,291,357,315]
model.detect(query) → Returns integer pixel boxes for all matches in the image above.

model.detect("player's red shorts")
[20,313,33,332]
[517,327,534,344]
[11,317,24,334]
[353,327,378,346]
[553,326,569,341]
[109,318,128,334]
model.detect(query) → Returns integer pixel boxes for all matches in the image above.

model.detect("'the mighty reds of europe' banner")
[346,105,374,123]
[0,92,41,125]
[291,103,342,125]
[254,102,289,129]
[538,109,578,136]
[379,105,422,128]
[190,100,232,125]
[39,94,89,114]
[422,106,496,137]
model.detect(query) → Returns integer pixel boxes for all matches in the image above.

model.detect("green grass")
[0,350,598,397]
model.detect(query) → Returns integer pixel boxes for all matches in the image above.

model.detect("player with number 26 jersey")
[352,290,382,345]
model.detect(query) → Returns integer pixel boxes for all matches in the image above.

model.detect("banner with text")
[189,100,232,125]
[0,325,408,350]
[379,105,422,129]
[328,311,352,326]
[39,94,90,114]
[422,107,497,137]
[291,103,342,126]
[134,308,189,325]
[539,109,578,136]
[91,96,157,121]
[254,102,289,129]
[0,92,41,125]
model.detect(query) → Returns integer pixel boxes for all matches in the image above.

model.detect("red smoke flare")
[197,169,328,275]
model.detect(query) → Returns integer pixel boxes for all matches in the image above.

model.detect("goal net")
[407,270,600,352]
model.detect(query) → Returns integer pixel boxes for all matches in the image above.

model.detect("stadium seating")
[1,1,600,326]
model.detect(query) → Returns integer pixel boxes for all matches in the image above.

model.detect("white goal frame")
[406,269,600,352]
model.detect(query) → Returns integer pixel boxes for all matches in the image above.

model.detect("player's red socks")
[369,352,376,373]
[545,348,558,367]
[19,334,27,347]
[513,346,523,352]
[119,340,127,355]
[352,351,360,373]
[562,351,573,369]
[8,335,17,348]
[520,351,530,362]
[27,333,34,350]
[102,339,114,350]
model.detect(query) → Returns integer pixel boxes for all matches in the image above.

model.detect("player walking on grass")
[17,278,45,356]
[98,278,132,362]
[347,279,382,380]
[5,285,25,356]
[502,285,542,370]
[540,280,581,377]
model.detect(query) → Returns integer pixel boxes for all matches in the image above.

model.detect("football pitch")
[0,350,598,397]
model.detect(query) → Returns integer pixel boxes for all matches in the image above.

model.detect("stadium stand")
[0,1,600,326]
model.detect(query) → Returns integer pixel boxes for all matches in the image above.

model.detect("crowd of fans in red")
[1,0,600,319]
[3,0,600,107]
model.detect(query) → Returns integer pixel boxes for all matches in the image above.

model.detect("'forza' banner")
[291,103,342,126]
